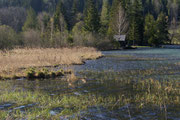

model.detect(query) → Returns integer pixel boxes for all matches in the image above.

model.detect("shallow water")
[1,48,180,119]
[67,48,180,72]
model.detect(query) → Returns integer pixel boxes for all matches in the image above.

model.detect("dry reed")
[0,47,102,77]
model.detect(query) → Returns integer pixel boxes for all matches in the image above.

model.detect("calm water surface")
[69,48,180,72]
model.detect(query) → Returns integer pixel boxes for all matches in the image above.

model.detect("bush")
[37,71,46,78]
[23,29,42,48]
[67,35,74,44]
[0,25,18,49]
[26,68,36,79]
[53,31,69,47]
[56,69,64,76]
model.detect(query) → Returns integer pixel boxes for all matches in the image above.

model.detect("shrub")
[37,71,45,78]
[56,69,64,76]
[23,29,41,48]
[42,68,49,75]
[53,31,69,47]
[26,68,36,79]
[67,35,74,44]
[0,25,18,49]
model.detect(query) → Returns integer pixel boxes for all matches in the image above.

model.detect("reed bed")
[0,47,102,77]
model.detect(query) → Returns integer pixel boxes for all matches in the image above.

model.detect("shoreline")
[0,47,103,80]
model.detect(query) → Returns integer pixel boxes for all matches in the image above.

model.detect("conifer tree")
[53,1,68,32]
[101,0,110,26]
[83,0,100,32]
[128,0,144,45]
[156,12,169,44]
[22,7,37,31]
[128,17,139,45]
[144,14,157,45]
[30,0,43,13]
[72,0,78,15]
[100,0,110,33]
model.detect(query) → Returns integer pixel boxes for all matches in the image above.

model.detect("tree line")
[0,0,179,49]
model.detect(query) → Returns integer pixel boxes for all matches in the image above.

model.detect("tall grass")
[0,47,102,77]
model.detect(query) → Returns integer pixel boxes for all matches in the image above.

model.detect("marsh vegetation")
[1,0,180,119]
[0,48,180,119]
[0,47,102,79]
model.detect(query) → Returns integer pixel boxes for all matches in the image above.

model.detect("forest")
[0,0,179,49]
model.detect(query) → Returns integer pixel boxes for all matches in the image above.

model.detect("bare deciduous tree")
[0,7,26,31]
[23,29,41,48]
[113,4,129,35]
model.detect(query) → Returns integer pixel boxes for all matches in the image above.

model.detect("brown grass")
[0,47,102,77]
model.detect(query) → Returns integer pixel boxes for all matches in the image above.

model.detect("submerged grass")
[0,68,180,119]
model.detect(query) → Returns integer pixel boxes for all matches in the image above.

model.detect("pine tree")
[144,0,154,15]
[156,12,169,44]
[83,0,100,32]
[22,7,37,31]
[30,0,43,13]
[128,0,144,45]
[161,0,168,15]
[72,0,78,15]
[53,1,68,32]
[100,0,110,34]
[128,17,139,45]
[101,0,110,26]
[144,13,157,45]
[78,0,85,13]
[71,0,83,25]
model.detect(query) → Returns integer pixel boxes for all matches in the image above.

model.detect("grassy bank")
[0,47,102,79]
